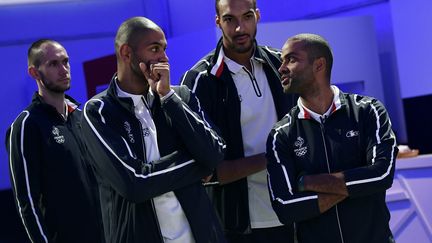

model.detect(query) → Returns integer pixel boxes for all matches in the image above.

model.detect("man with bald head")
[6,39,104,243]
[81,17,227,243]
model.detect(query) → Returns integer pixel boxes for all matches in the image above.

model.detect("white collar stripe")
[210,48,225,76]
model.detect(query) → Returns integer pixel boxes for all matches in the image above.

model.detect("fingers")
[139,62,171,96]
[149,63,169,81]
[202,174,213,183]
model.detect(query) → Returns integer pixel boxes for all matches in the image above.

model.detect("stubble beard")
[130,53,150,90]
[223,29,256,54]
[39,71,70,94]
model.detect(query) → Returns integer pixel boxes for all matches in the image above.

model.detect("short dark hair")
[115,17,160,56]
[215,0,257,16]
[28,39,60,67]
[289,33,333,79]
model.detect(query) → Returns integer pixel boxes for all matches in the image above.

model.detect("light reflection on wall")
[0,0,75,6]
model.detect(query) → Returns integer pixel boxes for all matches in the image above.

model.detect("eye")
[151,46,160,52]
[49,61,58,67]
[245,13,254,20]
[288,57,297,63]
[223,17,232,23]
[63,58,69,65]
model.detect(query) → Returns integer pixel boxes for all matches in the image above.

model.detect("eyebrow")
[281,52,295,59]
[222,10,254,18]
[147,41,166,47]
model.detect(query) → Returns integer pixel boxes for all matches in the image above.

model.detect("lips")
[281,76,290,86]
[234,34,249,43]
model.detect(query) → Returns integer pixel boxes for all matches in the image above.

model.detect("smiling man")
[6,39,104,243]
[266,33,398,243]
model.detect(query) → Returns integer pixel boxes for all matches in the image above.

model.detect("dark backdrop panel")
[403,94,432,154]
[83,54,117,99]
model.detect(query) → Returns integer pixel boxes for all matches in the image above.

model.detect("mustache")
[58,76,70,80]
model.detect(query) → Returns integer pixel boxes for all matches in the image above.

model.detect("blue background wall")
[1,0,432,241]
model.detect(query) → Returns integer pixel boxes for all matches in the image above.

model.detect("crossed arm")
[301,172,348,213]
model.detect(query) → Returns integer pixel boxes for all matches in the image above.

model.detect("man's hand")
[302,172,348,196]
[217,153,267,185]
[317,193,347,213]
[202,174,213,183]
[299,172,349,214]
[139,62,171,97]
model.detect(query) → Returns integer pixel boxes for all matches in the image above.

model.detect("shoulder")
[7,108,44,143]
[172,85,193,101]
[86,90,110,106]
[259,45,282,61]
[10,110,33,127]
[273,111,296,132]
[344,93,385,111]
[181,51,215,85]
[260,45,282,56]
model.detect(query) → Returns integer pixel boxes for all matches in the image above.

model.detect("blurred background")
[1,0,431,242]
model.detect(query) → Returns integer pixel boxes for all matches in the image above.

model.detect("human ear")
[215,15,221,28]
[314,57,326,73]
[255,8,261,22]
[28,66,40,80]
[119,44,132,63]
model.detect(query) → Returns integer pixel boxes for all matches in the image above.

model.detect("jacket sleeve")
[162,87,225,170]
[82,98,224,203]
[6,112,51,243]
[265,117,321,224]
[343,98,398,198]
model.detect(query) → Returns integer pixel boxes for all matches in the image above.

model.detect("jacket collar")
[106,74,159,114]
[209,38,266,77]
[297,85,343,120]
[106,74,136,113]
[32,92,80,114]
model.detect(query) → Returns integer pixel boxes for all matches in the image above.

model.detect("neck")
[300,85,334,115]
[39,90,66,116]
[117,70,149,96]
[223,46,254,71]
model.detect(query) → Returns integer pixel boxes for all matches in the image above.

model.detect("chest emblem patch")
[124,121,135,143]
[142,127,150,137]
[51,126,65,144]
[294,136,307,157]
[346,130,359,138]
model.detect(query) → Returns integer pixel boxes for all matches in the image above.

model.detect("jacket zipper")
[242,63,262,97]
[319,119,345,243]
[137,110,164,242]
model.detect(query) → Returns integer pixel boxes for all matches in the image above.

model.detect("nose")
[159,51,169,62]
[278,62,287,75]
[59,63,69,76]
[235,20,244,32]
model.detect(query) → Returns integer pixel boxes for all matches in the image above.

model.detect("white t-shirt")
[116,82,195,243]
[224,51,283,229]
